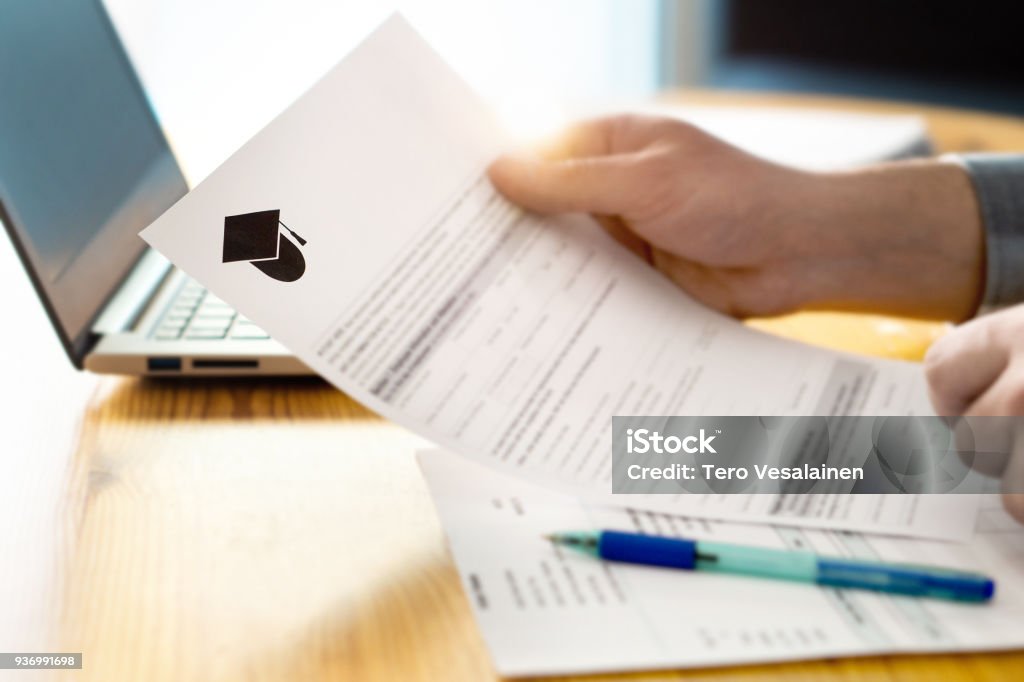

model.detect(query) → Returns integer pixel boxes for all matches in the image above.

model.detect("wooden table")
[5,91,1024,682]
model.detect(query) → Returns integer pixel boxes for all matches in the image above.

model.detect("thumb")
[488,154,639,216]
[924,320,1009,415]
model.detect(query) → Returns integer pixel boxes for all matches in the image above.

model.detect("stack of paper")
[420,450,1024,676]
[138,15,1023,676]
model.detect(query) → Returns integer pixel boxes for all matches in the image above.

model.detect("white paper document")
[419,449,1024,677]
[140,15,975,539]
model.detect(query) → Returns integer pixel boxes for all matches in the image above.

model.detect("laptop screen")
[0,0,187,366]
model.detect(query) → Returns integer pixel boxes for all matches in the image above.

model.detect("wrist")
[786,160,985,320]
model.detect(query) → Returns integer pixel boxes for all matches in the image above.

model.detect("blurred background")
[103,0,1024,183]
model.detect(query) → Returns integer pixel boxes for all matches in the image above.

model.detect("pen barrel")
[594,532,994,603]
[815,558,994,602]
[682,540,994,603]
[694,541,818,581]
[599,531,697,569]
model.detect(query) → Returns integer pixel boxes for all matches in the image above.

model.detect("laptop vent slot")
[191,359,259,369]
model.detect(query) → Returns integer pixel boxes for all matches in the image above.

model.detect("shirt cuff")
[948,153,1024,307]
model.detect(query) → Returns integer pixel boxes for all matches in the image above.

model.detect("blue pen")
[547,530,994,602]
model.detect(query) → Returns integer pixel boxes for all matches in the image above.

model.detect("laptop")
[0,0,310,376]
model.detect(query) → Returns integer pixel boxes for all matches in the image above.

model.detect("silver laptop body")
[0,0,310,376]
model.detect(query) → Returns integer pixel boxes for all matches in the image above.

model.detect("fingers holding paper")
[490,115,820,317]
[490,114,985,321]
[925,304,1024,522]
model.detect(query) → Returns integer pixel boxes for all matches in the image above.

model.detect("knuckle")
[924,318,989,376]
[653,115,695,138]
[604,114,642,150]
[981,306,1024,345]
[610,114,700,151]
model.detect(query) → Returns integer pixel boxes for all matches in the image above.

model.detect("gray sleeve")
[957,153,1024,306]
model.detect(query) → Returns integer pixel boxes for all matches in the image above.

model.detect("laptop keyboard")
[151,279,270,341]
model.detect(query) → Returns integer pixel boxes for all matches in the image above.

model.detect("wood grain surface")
[3,91,1023,682]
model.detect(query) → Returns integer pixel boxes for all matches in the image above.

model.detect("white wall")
[103,0,660,183]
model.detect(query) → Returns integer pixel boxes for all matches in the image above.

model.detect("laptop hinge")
[91,249,173,334]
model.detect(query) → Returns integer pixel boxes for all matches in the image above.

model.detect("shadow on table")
[85,374,377,424]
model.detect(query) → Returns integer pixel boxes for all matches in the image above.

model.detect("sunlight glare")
[493,94,570,147]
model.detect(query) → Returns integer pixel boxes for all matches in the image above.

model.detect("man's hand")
[925,305,1024,522]
[490,113,1020,515]
[925,305,1024,416]
[489,114,985,320]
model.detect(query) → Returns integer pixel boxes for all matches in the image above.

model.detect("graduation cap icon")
[222,209,307,282]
